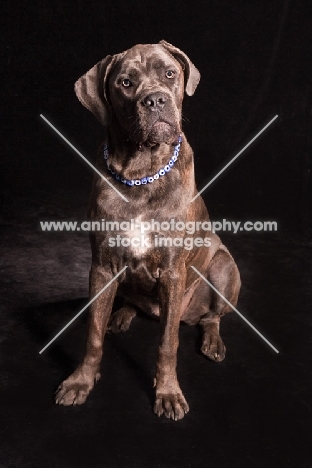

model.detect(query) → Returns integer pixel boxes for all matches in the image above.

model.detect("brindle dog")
[55,40,241,420]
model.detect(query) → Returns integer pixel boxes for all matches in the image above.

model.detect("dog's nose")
[142,92,167,110]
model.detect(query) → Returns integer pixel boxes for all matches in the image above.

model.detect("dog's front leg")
[154,265,189,421]
[55,265,117,406]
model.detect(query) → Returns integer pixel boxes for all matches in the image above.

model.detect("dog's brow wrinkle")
[152,59,165,69]
[138,52,146,65]
[126,68,139,78]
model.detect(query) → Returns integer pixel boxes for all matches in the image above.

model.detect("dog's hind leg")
[193,247,240,362]
[108,302,137,334]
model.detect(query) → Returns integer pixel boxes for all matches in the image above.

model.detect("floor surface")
[0,188,311,468]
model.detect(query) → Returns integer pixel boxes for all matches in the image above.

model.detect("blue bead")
[126,180,134,186]
[134,179,141,185]
[168,159,174,167]
[153,173,159,180]
[147,177,154,183]
[159,169,165,176]
[141,177,147,184]
[174,150,179,157]
[115,174,120,180]
[111,170,115,175]
[164,165,171,172]
[172,155,177,162]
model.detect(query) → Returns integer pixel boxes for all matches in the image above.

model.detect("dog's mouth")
[149,119,174,139]
[136,119,179,150]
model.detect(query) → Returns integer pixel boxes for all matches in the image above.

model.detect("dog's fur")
[55,41,241,420]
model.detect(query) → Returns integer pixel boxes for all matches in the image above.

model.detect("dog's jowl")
[55,40,241,420]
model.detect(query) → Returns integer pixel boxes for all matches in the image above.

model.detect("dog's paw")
[201,334,226,362]
[55,371,100,406]
[107,306,136,334]
[154,392,189,421]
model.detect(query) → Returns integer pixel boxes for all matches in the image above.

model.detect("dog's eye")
[165,70,175,79]
[121,78,132,87]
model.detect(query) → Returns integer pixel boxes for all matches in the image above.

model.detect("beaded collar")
[103,136,182,186]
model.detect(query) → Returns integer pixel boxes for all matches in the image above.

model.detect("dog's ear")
[74,55,118,126]
[159,40,200,96]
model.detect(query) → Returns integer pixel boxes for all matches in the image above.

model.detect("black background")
[1,1,312,467]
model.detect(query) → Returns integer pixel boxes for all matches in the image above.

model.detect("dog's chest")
[123,216,152,258]
[101,207,187,260]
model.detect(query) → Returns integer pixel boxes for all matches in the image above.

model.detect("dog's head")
[75,40,200,148]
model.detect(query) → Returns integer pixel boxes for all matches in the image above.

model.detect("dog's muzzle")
[134,91,180,147]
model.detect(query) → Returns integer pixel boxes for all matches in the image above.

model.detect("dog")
[55,40,241,420]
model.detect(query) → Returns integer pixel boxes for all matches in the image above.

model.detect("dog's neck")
[106,126,181,182]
